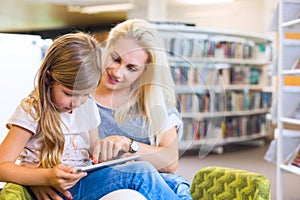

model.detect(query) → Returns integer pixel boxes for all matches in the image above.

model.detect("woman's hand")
[92,135,132,163]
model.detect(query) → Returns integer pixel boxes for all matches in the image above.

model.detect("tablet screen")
[74,154,140,173]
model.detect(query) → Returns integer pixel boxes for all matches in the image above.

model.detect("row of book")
[286,143,300,168]
[176,91,272,113]
[161,36,270,60]
[182,114,266,141]
[171,65,262,86]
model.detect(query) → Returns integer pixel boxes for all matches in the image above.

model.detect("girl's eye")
[65,92,73,97]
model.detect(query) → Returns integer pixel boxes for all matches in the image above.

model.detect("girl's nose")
[72,96,83,108]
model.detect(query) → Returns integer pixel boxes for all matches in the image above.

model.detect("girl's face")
[102,36,148,92]
[50,83,94,113]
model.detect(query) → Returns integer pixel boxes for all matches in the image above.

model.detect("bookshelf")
[154,24,273,154]
[276,0,300,199]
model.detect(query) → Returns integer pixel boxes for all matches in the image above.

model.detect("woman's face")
[101,36,148,93]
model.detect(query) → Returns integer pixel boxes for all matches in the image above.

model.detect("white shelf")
[169,57,271,66]
[156,26,272,44]
[284,0,300,4]
[281,117,300,125]
[284,39,300,46]
[282,18,300,27]
[279,164,300,175]
[179,132,268,150]
[282,69,300,74]
[283,85,300,92]
[276,0,300,198]
[274,128,300,138]
[175,84,264,93]
[181,108,268,118]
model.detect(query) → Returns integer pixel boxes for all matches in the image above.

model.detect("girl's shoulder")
[72,97,101,126]
[6,103,38,134]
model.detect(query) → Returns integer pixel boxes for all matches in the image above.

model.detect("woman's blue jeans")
[67,161,191,200]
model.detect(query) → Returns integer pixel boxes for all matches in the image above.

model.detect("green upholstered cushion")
[190,166,270,200]
[0,183,33,200]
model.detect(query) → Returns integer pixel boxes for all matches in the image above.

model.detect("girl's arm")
[89,127,100,156]
[0,126,86,190]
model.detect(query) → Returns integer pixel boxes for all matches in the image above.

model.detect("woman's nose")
[111,64,124,78]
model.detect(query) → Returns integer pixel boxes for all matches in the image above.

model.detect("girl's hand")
[46,164,87,196]
[92,135,132,163]
[30,186,70,200]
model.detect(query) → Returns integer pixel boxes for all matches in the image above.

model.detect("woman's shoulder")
[168,106,181,117]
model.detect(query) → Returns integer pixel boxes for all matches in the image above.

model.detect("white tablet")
[74,154,140,173]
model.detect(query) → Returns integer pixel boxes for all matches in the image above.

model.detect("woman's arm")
[94,126,179,173]
[137,126,179,173]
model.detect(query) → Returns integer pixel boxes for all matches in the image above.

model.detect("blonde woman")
[94,19,191,199]
[0,32,180,200]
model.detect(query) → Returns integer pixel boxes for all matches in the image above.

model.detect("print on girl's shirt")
[62,134,91,167]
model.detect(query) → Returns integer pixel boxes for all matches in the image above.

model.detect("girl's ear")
[45,70,52,85]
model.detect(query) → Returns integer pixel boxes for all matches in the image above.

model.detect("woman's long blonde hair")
[22,32,102,168]
[105,19,176,145]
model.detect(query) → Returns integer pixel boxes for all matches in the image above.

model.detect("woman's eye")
[127,65,138,72]
[112,56,121,63]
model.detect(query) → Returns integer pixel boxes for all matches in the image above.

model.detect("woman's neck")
[94,84,130,109]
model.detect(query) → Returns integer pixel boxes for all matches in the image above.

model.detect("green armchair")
[190,166,270,200]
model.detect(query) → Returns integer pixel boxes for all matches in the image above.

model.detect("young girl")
[93,19,192,199]
[0,32,181,200]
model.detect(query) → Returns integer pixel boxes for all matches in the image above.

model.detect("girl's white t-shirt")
[6,98,100,167]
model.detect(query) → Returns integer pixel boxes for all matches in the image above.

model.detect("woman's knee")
[99,189,147,200]
[122,161,156,173]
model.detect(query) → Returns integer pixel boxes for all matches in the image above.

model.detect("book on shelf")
[292,103,300,120]
[283,76,300,86]
[285,32,300,40]
[161,32,269,60]
[249,68,262,85]
[151,21,195,28]
[219,67,231,86]
[284,33,300,46]
[284,143,300,167]
[265,129,300,164]
[182,115,266,141]
[291,58,300,70]
[230,66,249,85]
[291,148,300,168]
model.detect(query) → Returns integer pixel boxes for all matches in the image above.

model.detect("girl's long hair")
[105,19,176,144]
[22,32,102,168]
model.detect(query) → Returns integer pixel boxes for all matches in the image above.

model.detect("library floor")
[177,140,300,200]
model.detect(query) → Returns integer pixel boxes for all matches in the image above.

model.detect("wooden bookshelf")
[154,24,273,153]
